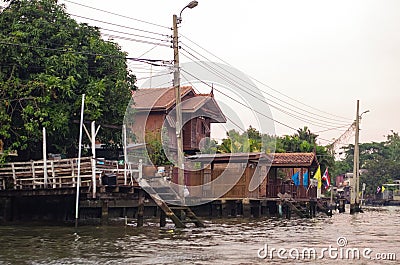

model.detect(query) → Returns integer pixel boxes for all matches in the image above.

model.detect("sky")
[55,0,400,146]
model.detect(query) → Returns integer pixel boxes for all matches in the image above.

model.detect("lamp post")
[173,1,198,202]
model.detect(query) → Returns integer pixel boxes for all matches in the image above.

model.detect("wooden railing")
[0,157,142,197]
[267,183,315,199]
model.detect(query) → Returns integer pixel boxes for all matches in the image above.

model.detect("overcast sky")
[58,0,400,145]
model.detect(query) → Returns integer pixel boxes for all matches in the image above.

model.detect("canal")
[0,206,399,264]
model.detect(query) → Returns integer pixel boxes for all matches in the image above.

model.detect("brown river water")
[0,206,399,264]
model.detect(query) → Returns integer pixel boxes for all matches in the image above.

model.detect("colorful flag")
[322,168,330,189]
[291,171,300,186]
[381,185,386,193]
[313,166,322,189]
[303,171,309,186]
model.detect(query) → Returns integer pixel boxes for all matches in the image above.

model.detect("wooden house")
[130,86,226,156]
[185,152,319,200]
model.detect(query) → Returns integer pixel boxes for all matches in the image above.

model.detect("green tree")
[334,131,400,195]
[0,0,136,161]
[275,127,334,170]
[216,126,333,170]
[145,132,172,166]
[217,127,264,153]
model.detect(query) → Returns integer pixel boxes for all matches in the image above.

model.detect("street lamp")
[360,110,370,119]
[173,1,198,203]
[178,1,198,23]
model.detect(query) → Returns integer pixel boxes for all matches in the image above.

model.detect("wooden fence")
[0,157,142,197]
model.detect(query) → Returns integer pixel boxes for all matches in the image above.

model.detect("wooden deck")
[0,157,207,227]
[0,157,142,196]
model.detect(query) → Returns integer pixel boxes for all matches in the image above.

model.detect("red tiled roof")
[132,86,226,123]
[188,152,318,167]
[133,86,193,110]
[271,153,317,167]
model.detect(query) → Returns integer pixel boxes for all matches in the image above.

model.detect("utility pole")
[172,1,198,203]
[350,100,360,214]
[172,13,185,201]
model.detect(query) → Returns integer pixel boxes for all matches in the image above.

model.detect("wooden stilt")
[242,199,251,218]
[101,200,109,225]
[137,189,144,227]
[252,201,261,218]
[160,210,166,227]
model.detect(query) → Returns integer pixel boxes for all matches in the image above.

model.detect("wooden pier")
[0,157,206,227]
[0,156,332,226]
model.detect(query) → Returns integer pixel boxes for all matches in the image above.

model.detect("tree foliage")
[217,126,334,169]
[335,131,400,194]
[218,126,264,153]
[0,0,136,161]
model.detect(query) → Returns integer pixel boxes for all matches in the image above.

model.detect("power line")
[136,44,163,59]
[181,72,251,133]
[180,35,353,123]
[0,41,169,66]
[62,0,170,29]
[101,33,170,48]
[70,13,169,37]
[180,68,298,131]
[179,49,349,130]
[100,27,170,43]
[181,68,334,142]
[314,125,351,134]
[135,72,172,81]
[180,71,202,94]
[180,43,351,127]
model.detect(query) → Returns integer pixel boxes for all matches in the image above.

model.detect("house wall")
[133,113,211,154]
[131,112,177,149]
[185,162,268,199]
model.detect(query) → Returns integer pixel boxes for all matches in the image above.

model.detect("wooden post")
[160,210,166,227]
[123,124,128,185]
[221,200,230,217]
[285,203,291,219]
[83,121,100,198]
[242,199,251,218]
[278,201,283,217]
[31,161,36,189]
[3,198,12,222]
[51,161,56,188]
[101,200,109,225]
[43,127,48,188]
[91,121,100,199]
[71,159,75,188]
[11,163,16,189]
[252,201,261,218]
[309,200,316,217]
[138,159,143,181]
[137,189,144,227]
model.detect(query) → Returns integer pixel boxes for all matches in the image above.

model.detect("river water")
[0,206,399,264]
